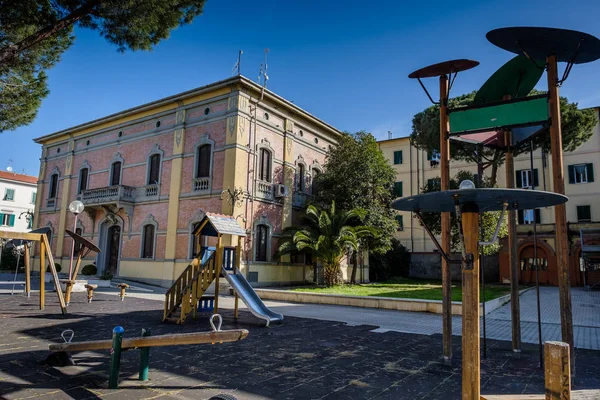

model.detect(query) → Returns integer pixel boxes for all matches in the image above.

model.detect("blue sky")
[5,0,600,175]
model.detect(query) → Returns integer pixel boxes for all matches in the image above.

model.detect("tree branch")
[0,0,104,66]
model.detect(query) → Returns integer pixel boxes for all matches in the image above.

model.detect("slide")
[222,269,283,327]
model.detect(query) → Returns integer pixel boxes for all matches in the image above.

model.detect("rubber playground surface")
[0,292,599,400]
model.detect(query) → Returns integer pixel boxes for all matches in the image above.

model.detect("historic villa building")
[379,106,600,286]
[0,171,37,232]
[33,76,349,287]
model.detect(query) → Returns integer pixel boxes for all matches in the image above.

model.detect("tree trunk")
[0,0,103,66]
[489,149,501,187]
[324,262,342,287]
[350,251,358,284]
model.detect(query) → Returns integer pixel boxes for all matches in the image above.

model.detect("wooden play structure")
[63,229,101,306]
[163,213,283,326]
[163,213,245,324]
[0,228,66,314]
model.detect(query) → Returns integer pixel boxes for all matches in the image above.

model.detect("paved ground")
[1,286,600,400]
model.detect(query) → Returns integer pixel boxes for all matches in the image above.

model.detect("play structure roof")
[392,188,568,213]
[194,213,247,237]
[486,27,600,64]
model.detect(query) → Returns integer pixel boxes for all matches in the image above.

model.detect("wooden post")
[234,293,239,319]
[24,244,31,297]
[214,234,222,314]
[504,122,521,353]
[42,235,67,314]
[544,341,571,399]
[440,74,453,364]
[40,239,45,310]
[462,207,480,400]
[71,252,84,282]
[547,55,574,367]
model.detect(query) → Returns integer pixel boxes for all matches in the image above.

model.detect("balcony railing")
[256,180,274,200]
[193,177,210,194]
[78,185,136,205]
[46,198,56,208]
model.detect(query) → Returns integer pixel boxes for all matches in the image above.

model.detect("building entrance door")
[106,225,121,276]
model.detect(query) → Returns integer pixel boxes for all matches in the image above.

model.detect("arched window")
[255,224,269,261]
[48,174,59,199]
[297,164,306,192]
[259,148,272,182]
[311,168,321,194]
[110,162,122,186]
[196,145,211,178]
[148,154,161,185]
[141,224,155,258]
[78,168,89,194]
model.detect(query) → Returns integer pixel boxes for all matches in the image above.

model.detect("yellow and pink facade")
[33,76,359,287]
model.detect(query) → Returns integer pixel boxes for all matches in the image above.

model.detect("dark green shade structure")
[449,95,549,135]
[450,125,547,150]
[408,59,479,79]
[391,188,568,213]
[473,55,544,104]
[486,27,600,64]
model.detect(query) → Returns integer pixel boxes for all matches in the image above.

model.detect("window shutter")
[394,182,403,197]
[0,213,4,225]
[399,151,403,164]
[9,214,15,227]
[535,209,541,224]
[515,170,522,188]
[587,164,594,183]
[517,210,524,224]
[568,165,575,184]
[533,169,539,188]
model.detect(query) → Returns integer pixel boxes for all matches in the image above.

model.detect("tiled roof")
[204,213,247,237]
[0,171,37,185]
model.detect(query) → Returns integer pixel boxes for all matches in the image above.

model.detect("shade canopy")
[450,124,548,150]
[392,188,568,213]
[486,27,600,64]
[473,55,544,104]
[408,59,479,79]
[65,229,101,254]
[193,213,247,237]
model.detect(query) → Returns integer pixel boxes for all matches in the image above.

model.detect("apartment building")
[33,75,348,287]
[379,107,600,285]
[0,171,37,232]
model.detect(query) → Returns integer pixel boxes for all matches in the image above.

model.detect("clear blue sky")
[5,0,600,175]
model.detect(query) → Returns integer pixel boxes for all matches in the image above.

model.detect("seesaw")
[48,315,248,390]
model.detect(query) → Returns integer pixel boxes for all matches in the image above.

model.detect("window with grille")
[297,164,305,192]
[49,174,58,198]
[516,169,539,188]
[393,150,403,165]
[142,224,155,258]
[577,205,591,222]
[255,224,268,261]
[148,154,161,185]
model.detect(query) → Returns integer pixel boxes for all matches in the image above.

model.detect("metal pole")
[477,147,487,359]
[530,140,543,368]
[68,214,78,280]
[11,245,22,295]
[109,326,124,389]
[138,328,151,381]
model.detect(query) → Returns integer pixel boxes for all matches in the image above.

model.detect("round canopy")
[392,188,568,213]
[65,229,101,254]
[473,55,544,104]
[486,27,600,64]
[408,59,479,79]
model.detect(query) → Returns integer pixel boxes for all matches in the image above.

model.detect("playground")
[0,291,598,400]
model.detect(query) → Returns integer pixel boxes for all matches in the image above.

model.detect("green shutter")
[398,150,403,164]
[533,169,539,188]
[8,214,15,227]
[568,165,575,184]
[516,170,522,188]
[0,213,3,226]
[587,163,594,183]
[394,182,403,197]
[393,151,403,165]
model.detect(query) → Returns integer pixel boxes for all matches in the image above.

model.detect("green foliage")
[419,170,508,255]
[368,238,411,282]
[276,201,375,287]
[81,264,97,276]
[410,91,598,185]
[47,262,61,273]
[0,0,206,132]
[312,131,397,254]
[0,246,25,270]
[100,270,113,280]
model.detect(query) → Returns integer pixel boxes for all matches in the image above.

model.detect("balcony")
[78,185,136,205]
[256,180,274,201]
[193,177,211,195]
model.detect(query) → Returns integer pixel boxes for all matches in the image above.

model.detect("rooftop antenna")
[388,130,393,140]
[232,50,243,76]
[6,159,13,172]
[260,48,269,100]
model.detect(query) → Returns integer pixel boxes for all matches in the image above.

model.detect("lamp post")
[68,200,84,280]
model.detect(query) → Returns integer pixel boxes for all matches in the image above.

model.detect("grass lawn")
[289,277,512,302]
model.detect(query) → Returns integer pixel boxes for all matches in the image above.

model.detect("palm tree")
[276,201,373,287]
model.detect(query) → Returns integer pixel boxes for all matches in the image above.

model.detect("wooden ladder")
[163,251,217,324]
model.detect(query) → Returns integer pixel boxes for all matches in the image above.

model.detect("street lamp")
[68,200,84,280]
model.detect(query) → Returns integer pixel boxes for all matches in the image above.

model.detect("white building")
[0,171,38,232]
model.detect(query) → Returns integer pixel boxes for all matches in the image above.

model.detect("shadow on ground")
[0,292,598,400]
